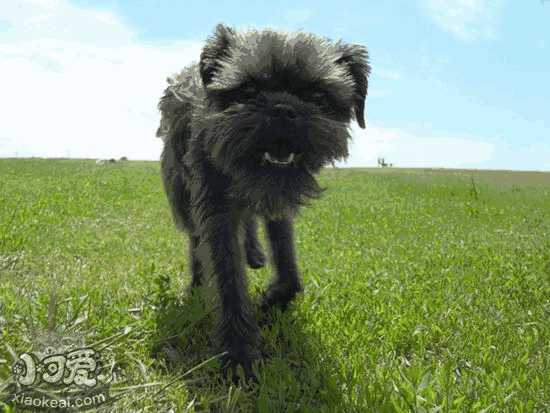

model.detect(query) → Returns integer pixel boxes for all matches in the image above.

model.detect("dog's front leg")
[196,207,260,381]
[261,217,303,312]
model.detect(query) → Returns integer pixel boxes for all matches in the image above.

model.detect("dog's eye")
[231,85,258,104]
[310,91,329,103]
[243,85,257,96]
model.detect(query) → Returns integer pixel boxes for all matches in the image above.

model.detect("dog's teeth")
[264,152,295,165]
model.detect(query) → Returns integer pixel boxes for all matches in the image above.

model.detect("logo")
[12,347,100,388]
[2,330,111,411]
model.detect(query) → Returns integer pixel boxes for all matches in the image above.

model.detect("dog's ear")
[199,24,236,87]
[335,44,371,129]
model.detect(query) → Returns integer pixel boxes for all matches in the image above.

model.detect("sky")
[0,0,549,170]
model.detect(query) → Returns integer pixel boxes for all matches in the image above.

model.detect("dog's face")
[196,24,370,215]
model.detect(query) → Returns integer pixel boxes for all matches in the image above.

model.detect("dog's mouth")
[263,152,295,166]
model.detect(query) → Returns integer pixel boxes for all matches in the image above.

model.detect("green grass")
[0,158,549,412]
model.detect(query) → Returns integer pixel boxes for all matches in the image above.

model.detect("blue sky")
[0,0,549,170]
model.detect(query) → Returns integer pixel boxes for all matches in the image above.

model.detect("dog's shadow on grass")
[150,277,350,411]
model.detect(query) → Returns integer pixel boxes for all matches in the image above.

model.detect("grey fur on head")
[156,23,370,382]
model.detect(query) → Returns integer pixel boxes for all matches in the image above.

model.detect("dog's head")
[196,24,370,215]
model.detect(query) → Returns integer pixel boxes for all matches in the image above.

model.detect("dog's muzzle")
[263,152,295,166]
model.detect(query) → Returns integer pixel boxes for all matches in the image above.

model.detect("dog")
[156,24,370,380]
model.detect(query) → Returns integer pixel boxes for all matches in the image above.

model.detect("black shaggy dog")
[157,24,370,380]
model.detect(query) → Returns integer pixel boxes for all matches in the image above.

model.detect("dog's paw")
[220,347,261,384]
[246,247,267,269]
[260,281,302,313]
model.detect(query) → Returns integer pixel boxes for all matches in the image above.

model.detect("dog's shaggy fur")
[157,24,370,380]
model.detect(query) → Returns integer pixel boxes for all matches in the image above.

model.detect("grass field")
[0,158,549,412]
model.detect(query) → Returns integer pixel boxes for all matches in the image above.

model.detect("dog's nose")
[273,104,296,119]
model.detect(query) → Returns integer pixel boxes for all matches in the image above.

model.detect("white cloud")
[283,9,313,25]
[0,0,202,160]
[422,0,502,41]
[341,123,496,168]
[375,68,402,81]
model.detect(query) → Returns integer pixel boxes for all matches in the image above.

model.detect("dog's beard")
[196,103,351,216]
